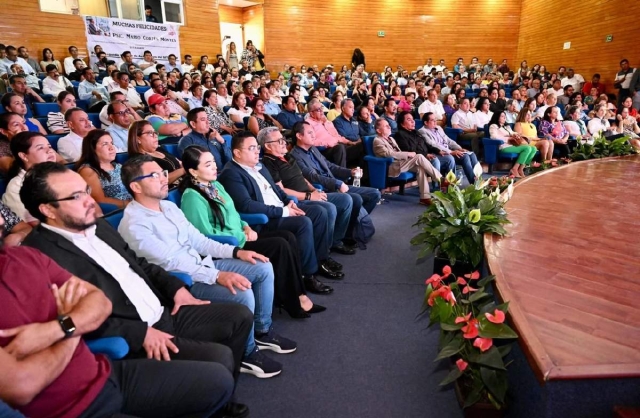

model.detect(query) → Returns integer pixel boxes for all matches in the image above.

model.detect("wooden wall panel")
[517,0,640,89]
[0,0,221,68]
[219,5,244,24]
[242,5,264,51]
[262,0,522,74]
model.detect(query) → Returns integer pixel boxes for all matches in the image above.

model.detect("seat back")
[47,134,63,151]
[166,187,182,207]
[163,143,180,158]
[362,135,375,156]
[104,209,124,229]
[33,102,60,116]
[87,113,101,129]
[115,153,129,165]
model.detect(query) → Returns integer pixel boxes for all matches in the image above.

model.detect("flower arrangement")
[411,172,510,268]
[570,132,637,161]
[422,265,518,409]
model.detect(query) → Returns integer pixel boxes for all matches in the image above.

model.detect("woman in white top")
[3,132,57,225]
[489,111,537,178]
[177,77,193,100]
[47,91,76,134]
[404,79,417,96]
[226,92,253,123]
[505,100,519,124]
[587,104,620,137]
[616,107,640,150]
[474,97,493,130]
[563,105,591,141]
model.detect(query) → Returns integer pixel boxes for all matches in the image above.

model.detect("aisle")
[236,190,463,418]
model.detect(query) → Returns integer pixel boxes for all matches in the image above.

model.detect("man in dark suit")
[289,121,381,239]
[19,162,252,418]
[218,131,342,293]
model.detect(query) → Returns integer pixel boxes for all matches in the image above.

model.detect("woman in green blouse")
[179,145,325,318]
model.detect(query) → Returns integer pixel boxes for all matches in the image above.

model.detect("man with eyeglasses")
[146,94,190,142]
[178,108,232,171]
[20,162,253,418]
[147,78,189,116]
[105,101,141,152]
[306,98,356,168]
[112,72,144,112]
[42,64,74,97]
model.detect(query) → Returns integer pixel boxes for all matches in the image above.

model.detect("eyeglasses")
[46,186,92,203]
[132,170,169,182]
[265,138,286,145]
[141,130,158,137]
[113,109,131,116]
[242,145,261,152]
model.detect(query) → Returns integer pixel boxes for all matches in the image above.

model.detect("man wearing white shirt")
[42,64,74,96]
[78,68,108,112]
[424,58,436,75]
[182,54,194,74]
[201,55,215,73]
[418,89,446,126]
[547,79,564,97]
[0,45,36,80]
[112,72,144,111]
[58,108,94,162]
[63,46,83,75]
[138,50,157,76]
[451,98,485,156]
[435,59,446,73]
[561,68,584,91]
[216,82,233,110]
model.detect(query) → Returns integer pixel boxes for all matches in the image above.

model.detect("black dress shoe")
[331,243,357,255]
[214,402,249,418]
[325,257,343,271]
[303,275,334,294]
[280,305,310,319]
[305,303,327,314]
[317,262,345,280]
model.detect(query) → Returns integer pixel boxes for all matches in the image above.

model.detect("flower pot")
[454,377,506,418]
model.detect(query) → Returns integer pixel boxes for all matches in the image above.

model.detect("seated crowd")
[0,41,639,418]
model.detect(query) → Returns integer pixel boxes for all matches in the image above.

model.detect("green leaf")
[470,346,506,370]
[439,366,463,386]
[435,335,464,361]
[469,291,490,303]
[478,321,518,339]
[480,366,508,404]
[462,380,484,408]
[477,274,496,287]
[440,322,464,331]
[497,343,513,358]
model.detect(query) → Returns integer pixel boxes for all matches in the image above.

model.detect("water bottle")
[353,167,362,187]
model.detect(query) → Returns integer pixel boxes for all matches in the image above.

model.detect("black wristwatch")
[305,192,311,200]
[58,315,76,339]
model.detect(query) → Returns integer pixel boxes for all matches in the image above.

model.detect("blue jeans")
[453,152,479,183]
[189,259,274,356]
[435,154,456,177]
[303,193,353,247]
[345,186,381,237]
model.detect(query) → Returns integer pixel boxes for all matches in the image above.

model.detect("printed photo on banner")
[83,15,181,67]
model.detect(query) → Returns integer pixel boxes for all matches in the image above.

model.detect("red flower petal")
[456,277,467,285]
[456,359,468,371]
[454,313,472,324]
[464,271,480,280]
[473,337,493,352]
[425,274,442,286]
[485,309,506,324]
[462,285,478,294]
[442,265,452,276]
[462,319,479,339]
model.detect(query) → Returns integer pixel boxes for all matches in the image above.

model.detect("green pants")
[501,145,537,164]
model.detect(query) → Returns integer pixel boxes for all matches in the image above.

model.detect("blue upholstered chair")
[362,135,415,194]
[33,102,59,116]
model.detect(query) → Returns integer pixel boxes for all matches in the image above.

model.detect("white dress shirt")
[418,99,446,120]
[42,76,73,96]
[235,160,289,217]
[113,86,143,109]
[451,109,478,130]
[42,223,164,326]
[2,170,36,223]
[57,131,84,162]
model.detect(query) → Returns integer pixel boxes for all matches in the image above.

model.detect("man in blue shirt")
[275,96,303,129]
[258,86,280,116]
[332,99,361,142]
[78,68,108,112]
[178,108,232,172]
[382,98,398,134]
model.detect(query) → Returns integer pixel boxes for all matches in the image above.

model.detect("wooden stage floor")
[485,155,640,382]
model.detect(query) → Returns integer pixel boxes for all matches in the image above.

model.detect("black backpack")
[352,206,375,249]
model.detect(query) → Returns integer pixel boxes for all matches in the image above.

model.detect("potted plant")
[570,132,637,161]
[411,171,510,276]
[421,265,518,415]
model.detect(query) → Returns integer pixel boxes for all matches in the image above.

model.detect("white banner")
[82,16,181,67]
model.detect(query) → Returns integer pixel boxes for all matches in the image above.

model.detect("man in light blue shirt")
[104,101,133,152]
[0,45,35,80]
[165,54,183,74]
[299,68,316,89]
[78,68,108,112]
[118,154,296,379]
[258,86,280,116]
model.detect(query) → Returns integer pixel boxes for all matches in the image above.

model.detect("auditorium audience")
[145,94,190,142]
[9,75,44,114]
[148,78,189,116]
[357,105,376,137]
[42,64,73,97]
[276,95,304,129]
[57,108,93,162]
[178,107,231,171]
[104,101,138,152]
[127,120,185,185]
[489,111,537,177]
[306,98,358,167]
[563,105,591,141]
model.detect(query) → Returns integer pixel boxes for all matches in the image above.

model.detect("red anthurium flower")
[485,309,506,324]
[428,285,457,306]
[462,319,479,339]
[456,277,467,285]
[473,337,493,352]
[425,274,443,288]
[456,358,468,371]
[462,285,478,294]
[454,313,472,324]
[464,271,480,280]
[442,265,452,276]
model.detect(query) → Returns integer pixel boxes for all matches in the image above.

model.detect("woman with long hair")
[514,107,553,161]
[177,77,192,99]
[128,120,185,184]
[351,48,365,71]
[131,69,150,87]
[247,98,282,136]
[357,105,375,137]
[3,131,57,224]
[474,97,493,129]
[326,91,343,122]
[539,106,571,157]
[203,90,239,136]
[226,41,239,71]
[179,145,325,317]
[76,129,132,208]
[1,93,46,135]
[40,48,63,74]
[489,111,537,178]
[47,91,76,134]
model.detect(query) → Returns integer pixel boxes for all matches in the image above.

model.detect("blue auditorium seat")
[104,209,124,229]
[362,135,415,194]
[47,134,63,151]
[163,143,180,158]
[33,102,60,116]
[86,337,129,359]
[115,153,129,165]
[87,113,101,129]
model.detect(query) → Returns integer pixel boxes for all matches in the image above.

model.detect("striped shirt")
[47,112,69,134]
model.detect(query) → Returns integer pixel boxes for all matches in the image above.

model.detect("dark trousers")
[263,207,329,275]
[88,101,107,113]
[345,186,381,237]
[78,359,233,418]
[321,143,364,168]
[459,132,484,157]
[554,142,571,158]
[128,304,252,383]
[245,230,305,311]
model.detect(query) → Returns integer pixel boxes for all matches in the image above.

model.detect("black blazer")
[218,160,291,219]
[22,218,186,352]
